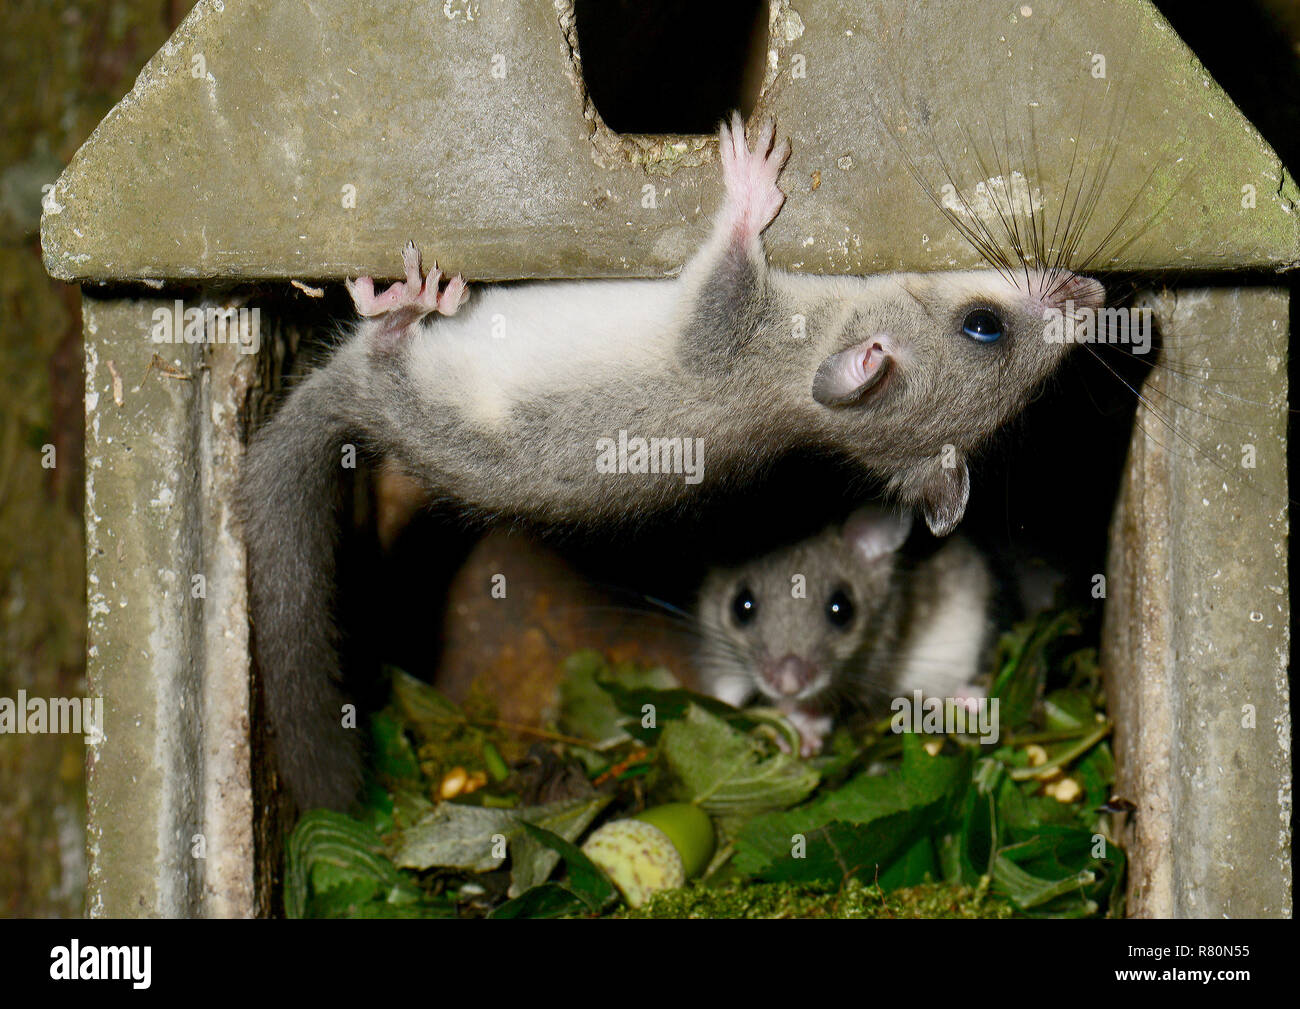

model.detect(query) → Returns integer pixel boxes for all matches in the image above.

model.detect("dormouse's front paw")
[346,241,469,333]
[718,112,791,245]
[776,704,832,758]
[953,683,986,716]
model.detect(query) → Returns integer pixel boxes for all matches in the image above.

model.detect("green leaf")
[993,852,1095,913]
[482,741,510,782]
[997,775,1086,831]
[387,782,435,828]
[991,610,1083,727]
[875,833,939,889]
[391,803,519,872]
[658,704,820,820]
[310,860,383,910]
[732,733,965,881]
[505,794,612,896]
[1042,689,1095,733]
[370,711,420,781]
[489,883,591,919]
[1075,741,1116,812]
[558,650,679,743]
[515,822,618,911]
[357,780,396,834]
[284,810,448,919]
[949,758,1001,885]
[761,808,948,885]
[388,667,467,740]
[991,825,1124,917]
[598,682,756,743]
[390,793,610,893]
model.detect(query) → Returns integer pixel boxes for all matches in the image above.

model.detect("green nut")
[633,803,715,879]
[581,803,716,907]
[582,820,685,908]
[1042,689,1095,732]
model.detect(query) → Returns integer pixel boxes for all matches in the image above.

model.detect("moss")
[616,878,1015,919]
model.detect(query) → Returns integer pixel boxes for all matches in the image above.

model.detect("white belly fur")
[402,279,683,429]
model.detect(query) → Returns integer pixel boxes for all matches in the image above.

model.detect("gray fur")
[237,364,366,810]
[239,124,1100,807]
[695,508,994,722]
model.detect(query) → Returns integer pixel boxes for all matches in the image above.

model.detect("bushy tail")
[238,366,363,810]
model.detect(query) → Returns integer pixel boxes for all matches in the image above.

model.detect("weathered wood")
[1104,286,1291,918]
[41,0,1300,283]
[82,295,257,917]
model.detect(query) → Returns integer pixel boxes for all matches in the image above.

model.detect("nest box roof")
[41,0,1300,283]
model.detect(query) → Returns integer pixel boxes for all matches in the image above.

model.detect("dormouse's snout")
[762,654,820,698]
[984,267,1107,325]
[1045,272,1106,312]
[1026,270,1107,360]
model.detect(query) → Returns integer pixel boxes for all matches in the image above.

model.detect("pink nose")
[764,654,817,697]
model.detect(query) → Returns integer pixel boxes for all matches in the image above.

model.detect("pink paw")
[953,684,986,716]
[718,112,791,244]
[346,241,468,327]
[776,706,832,758]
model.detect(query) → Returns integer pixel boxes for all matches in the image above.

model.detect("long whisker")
[1078,343,1284,505]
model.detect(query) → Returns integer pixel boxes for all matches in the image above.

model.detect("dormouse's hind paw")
[346,241,469,330]
[437,273,469,316]
[718,111,791,243]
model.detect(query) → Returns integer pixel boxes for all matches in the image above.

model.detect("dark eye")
[826,588,854,628]
[962,308,1004,344]
[731,587,757,626]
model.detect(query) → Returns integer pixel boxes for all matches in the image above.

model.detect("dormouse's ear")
[812,335,891,406]
[919,457,970,536]
[842,505,913,564]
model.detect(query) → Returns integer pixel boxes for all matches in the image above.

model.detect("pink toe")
[437,276,468,315]
[346,276,378,314]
